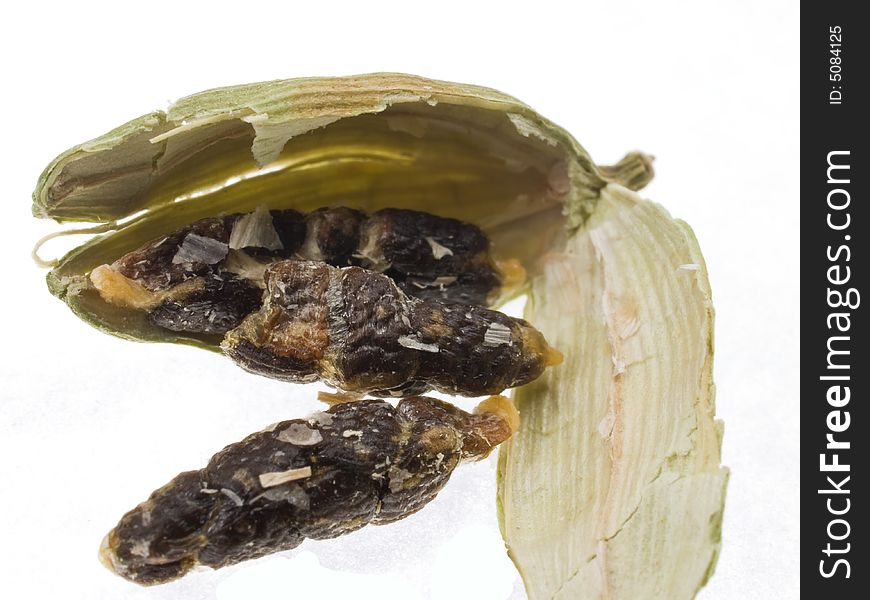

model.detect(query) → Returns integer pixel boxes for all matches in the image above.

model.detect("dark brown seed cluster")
[359,208,503,305]
[94,207,519,336]
[92,207,557,585]
[222,260,561,397]
[100,396,519,586]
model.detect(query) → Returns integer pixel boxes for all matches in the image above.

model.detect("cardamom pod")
[32,73,727,599]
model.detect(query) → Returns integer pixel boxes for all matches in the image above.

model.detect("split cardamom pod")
[33,73,728,598]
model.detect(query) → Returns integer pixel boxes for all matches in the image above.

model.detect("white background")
[0,1,799,598]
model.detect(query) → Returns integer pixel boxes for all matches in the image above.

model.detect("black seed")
[102,397,514,585]
[113,218,230,291]
[148,276,262,335]
[305,207,366,265]
[104,208,511,338]
[222,260,556,397]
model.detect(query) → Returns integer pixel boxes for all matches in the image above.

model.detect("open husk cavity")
[32,73,726,598]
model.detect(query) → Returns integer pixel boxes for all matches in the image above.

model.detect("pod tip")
[474,395,521,435]
[544,345,564,367]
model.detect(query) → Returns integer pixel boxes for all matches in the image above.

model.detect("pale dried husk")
[31,73,725,598]
[498,185,728,599]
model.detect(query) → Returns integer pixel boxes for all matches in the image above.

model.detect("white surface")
[0,1,798,598]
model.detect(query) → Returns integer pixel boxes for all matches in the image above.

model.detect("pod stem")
[598,151,655,191]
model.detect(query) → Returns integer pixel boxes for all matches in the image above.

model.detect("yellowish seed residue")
[474,395,521,435]
[495,258,527,290]
[89,265,162,310]
[519,324,564,367]
[317,390,363,405]
[89,265,205,311]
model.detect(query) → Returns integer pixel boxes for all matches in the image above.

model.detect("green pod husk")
[32,73,725,598]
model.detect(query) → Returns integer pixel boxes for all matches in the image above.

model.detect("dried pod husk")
[32,74,727,598]
[32,74,645,349]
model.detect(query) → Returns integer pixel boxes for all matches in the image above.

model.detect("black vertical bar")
[803,2,866,596]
